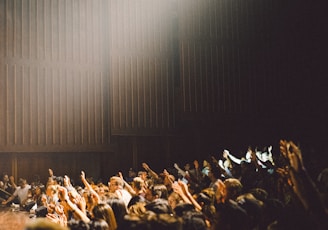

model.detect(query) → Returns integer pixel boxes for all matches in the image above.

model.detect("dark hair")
[89,219,109,230]
[92,203,117,230]
[68,219,90,230]
[150,184,168,199]
[55,176,64,186]
[145,198,173,214]
[106,197,128,227]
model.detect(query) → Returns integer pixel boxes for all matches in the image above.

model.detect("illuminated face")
[3,175,9,182]
[108,179,120,193]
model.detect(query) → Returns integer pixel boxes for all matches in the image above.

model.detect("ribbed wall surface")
[0,0,110,150]
[109,0,177,132]
[0,0,315,153]
[179,0,283,113]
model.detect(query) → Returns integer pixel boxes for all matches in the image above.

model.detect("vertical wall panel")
[0,0,111,151]
[110,0,176,133]
[179,0,286,114]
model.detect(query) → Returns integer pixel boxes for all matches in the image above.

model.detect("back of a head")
[143,211,182,230]
[92,203,117,230]
[68,219,90,230]
[223,178,243,201]
[173,203,207,230]
[181,209,207,230]
[152,184,169,200]
[89,219,110,230]
[213,200,250,230]
[145,198,173,214]
[110,176,124,188]
[106,197,128,227]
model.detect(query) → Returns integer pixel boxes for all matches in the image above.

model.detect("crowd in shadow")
[0,140,327,230]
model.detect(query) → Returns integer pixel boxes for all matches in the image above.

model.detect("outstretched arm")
[118,171,136,196]
[142,162,159,180]
[279,140,328,229]
[80,171,100,204]
[58,186,90,223]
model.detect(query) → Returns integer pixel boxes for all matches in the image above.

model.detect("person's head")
[128,168,137,178]
[145,198,173,214]
[149,212,183,230]
[223,178,243,201]
[138,171,148,181]
[108,176,123,193]
[236,193,264,229]
[208,167,221,182]
[18,178,27,188]
[180,209,208,230]
[145,184,168,202]
[132,177,145,193]
[2,173,9,182]
[106,197,128,227]
[89,219,109,230]
[212,200,250,230]
[128,201,147,215]
[33,185,44,197]
[92,203,117,230]
[68,219,90,230]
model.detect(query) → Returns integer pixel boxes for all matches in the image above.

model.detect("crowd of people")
[0,140,327,230]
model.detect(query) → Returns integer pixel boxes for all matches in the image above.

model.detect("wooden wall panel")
[0,0,112,152]
[178,0,285,114]
[109,0,176,133]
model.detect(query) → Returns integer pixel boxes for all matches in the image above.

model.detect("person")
[92,203,117,230]
[2,178,31,206]
[108,176,132,207]
[0,173,15,194]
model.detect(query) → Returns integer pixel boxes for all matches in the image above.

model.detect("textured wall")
[0,0,111,152]
[0,0,326,180]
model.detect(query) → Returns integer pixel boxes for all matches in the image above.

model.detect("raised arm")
[80,171,100,204]
[118,171,136,196]
[279,140,328,229]
[142,162,159,180]
[57,186,90,223]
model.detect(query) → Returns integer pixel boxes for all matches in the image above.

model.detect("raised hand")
[288,141,304,172]
[142,163,148,170]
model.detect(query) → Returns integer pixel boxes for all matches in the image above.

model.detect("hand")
[64,175,71,187]
[80,171,86,181]
[48,169,54,177]
[172,182,183,195]
[287,141,304,173]
[223,150,228,159]
[178,180,189,195]
[279,140,304,172]
[142,163,150,171]
[118,172,124,180]
[163,169,169,176]
[74,194,86,211]
[57,186,69,202]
